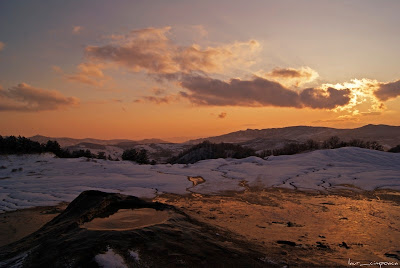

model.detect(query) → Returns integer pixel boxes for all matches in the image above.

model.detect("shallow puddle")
[81,208,170,231]
[188,176,205,186]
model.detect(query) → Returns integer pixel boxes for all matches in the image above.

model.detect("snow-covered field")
[0,147,399,213]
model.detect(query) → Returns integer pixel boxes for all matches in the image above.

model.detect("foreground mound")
[0,191,275,267]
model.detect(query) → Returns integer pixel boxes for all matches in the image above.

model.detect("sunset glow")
[1,0,399,141]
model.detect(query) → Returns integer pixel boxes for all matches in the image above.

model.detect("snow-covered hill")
[0,147,399,213]
[29,135,170,147]
[189,124,400,150]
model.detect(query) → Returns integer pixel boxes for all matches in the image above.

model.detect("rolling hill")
[29,135,170,147]
[189,124,400,151]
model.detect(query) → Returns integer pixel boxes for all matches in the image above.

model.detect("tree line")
[259,136,385,157]
[0,135,151,164]
[1,135,399,165]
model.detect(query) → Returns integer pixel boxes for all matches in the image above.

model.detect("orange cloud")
[72,26,83,34]
[85,27,260,75]
[0,83,79,112]
[0,41,5,51]
[361,111,381,116]
[66,62,110,87]
[78,26,400,116]
[151,87,166,96]
[321,78,383,115]
[312,118,359,124]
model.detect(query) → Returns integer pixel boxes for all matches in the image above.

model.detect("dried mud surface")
[0,188,399,267]
[155,187,400,267]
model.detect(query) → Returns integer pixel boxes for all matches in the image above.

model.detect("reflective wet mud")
[155,188,400,266]
[81,208,171,231]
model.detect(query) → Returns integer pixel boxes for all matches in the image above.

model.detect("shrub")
[97,151,106,160]
[169,141,257,164]
[388,145,400,153]
[122,148,150,164]
[122,148,138,161]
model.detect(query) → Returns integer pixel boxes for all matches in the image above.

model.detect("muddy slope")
[0,191,276,268]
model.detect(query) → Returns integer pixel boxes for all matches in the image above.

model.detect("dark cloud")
[180,75,300,107]
[374,80,400,101]
[262,67,319,87]
[179,75,350,109]
[218,112,227,119]
[269,67,311,78]
[140,95,180,105]
[151,87,166,96]
[0,83,79,112]
[299,87,351,109]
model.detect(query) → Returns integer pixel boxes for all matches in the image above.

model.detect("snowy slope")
[0,147,399,213]
[188,124,400,149]
[218,147,400,191]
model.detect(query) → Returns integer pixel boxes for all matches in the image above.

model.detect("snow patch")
[0,250,29,268]
[94,247,127,268]
[1,147,399,212]
[129,250,140,261]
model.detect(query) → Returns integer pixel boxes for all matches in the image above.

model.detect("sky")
[1,0,400,142]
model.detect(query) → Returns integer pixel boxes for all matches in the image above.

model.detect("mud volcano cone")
[0,190,276,267]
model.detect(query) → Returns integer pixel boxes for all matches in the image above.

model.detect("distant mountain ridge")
[189,124,400,150]
[26,125,400,159]
[29,135,171,147]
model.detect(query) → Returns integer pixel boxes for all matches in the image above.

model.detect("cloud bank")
[179,75,350,109]
[78,26,400,115]
[0,83,79,112]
